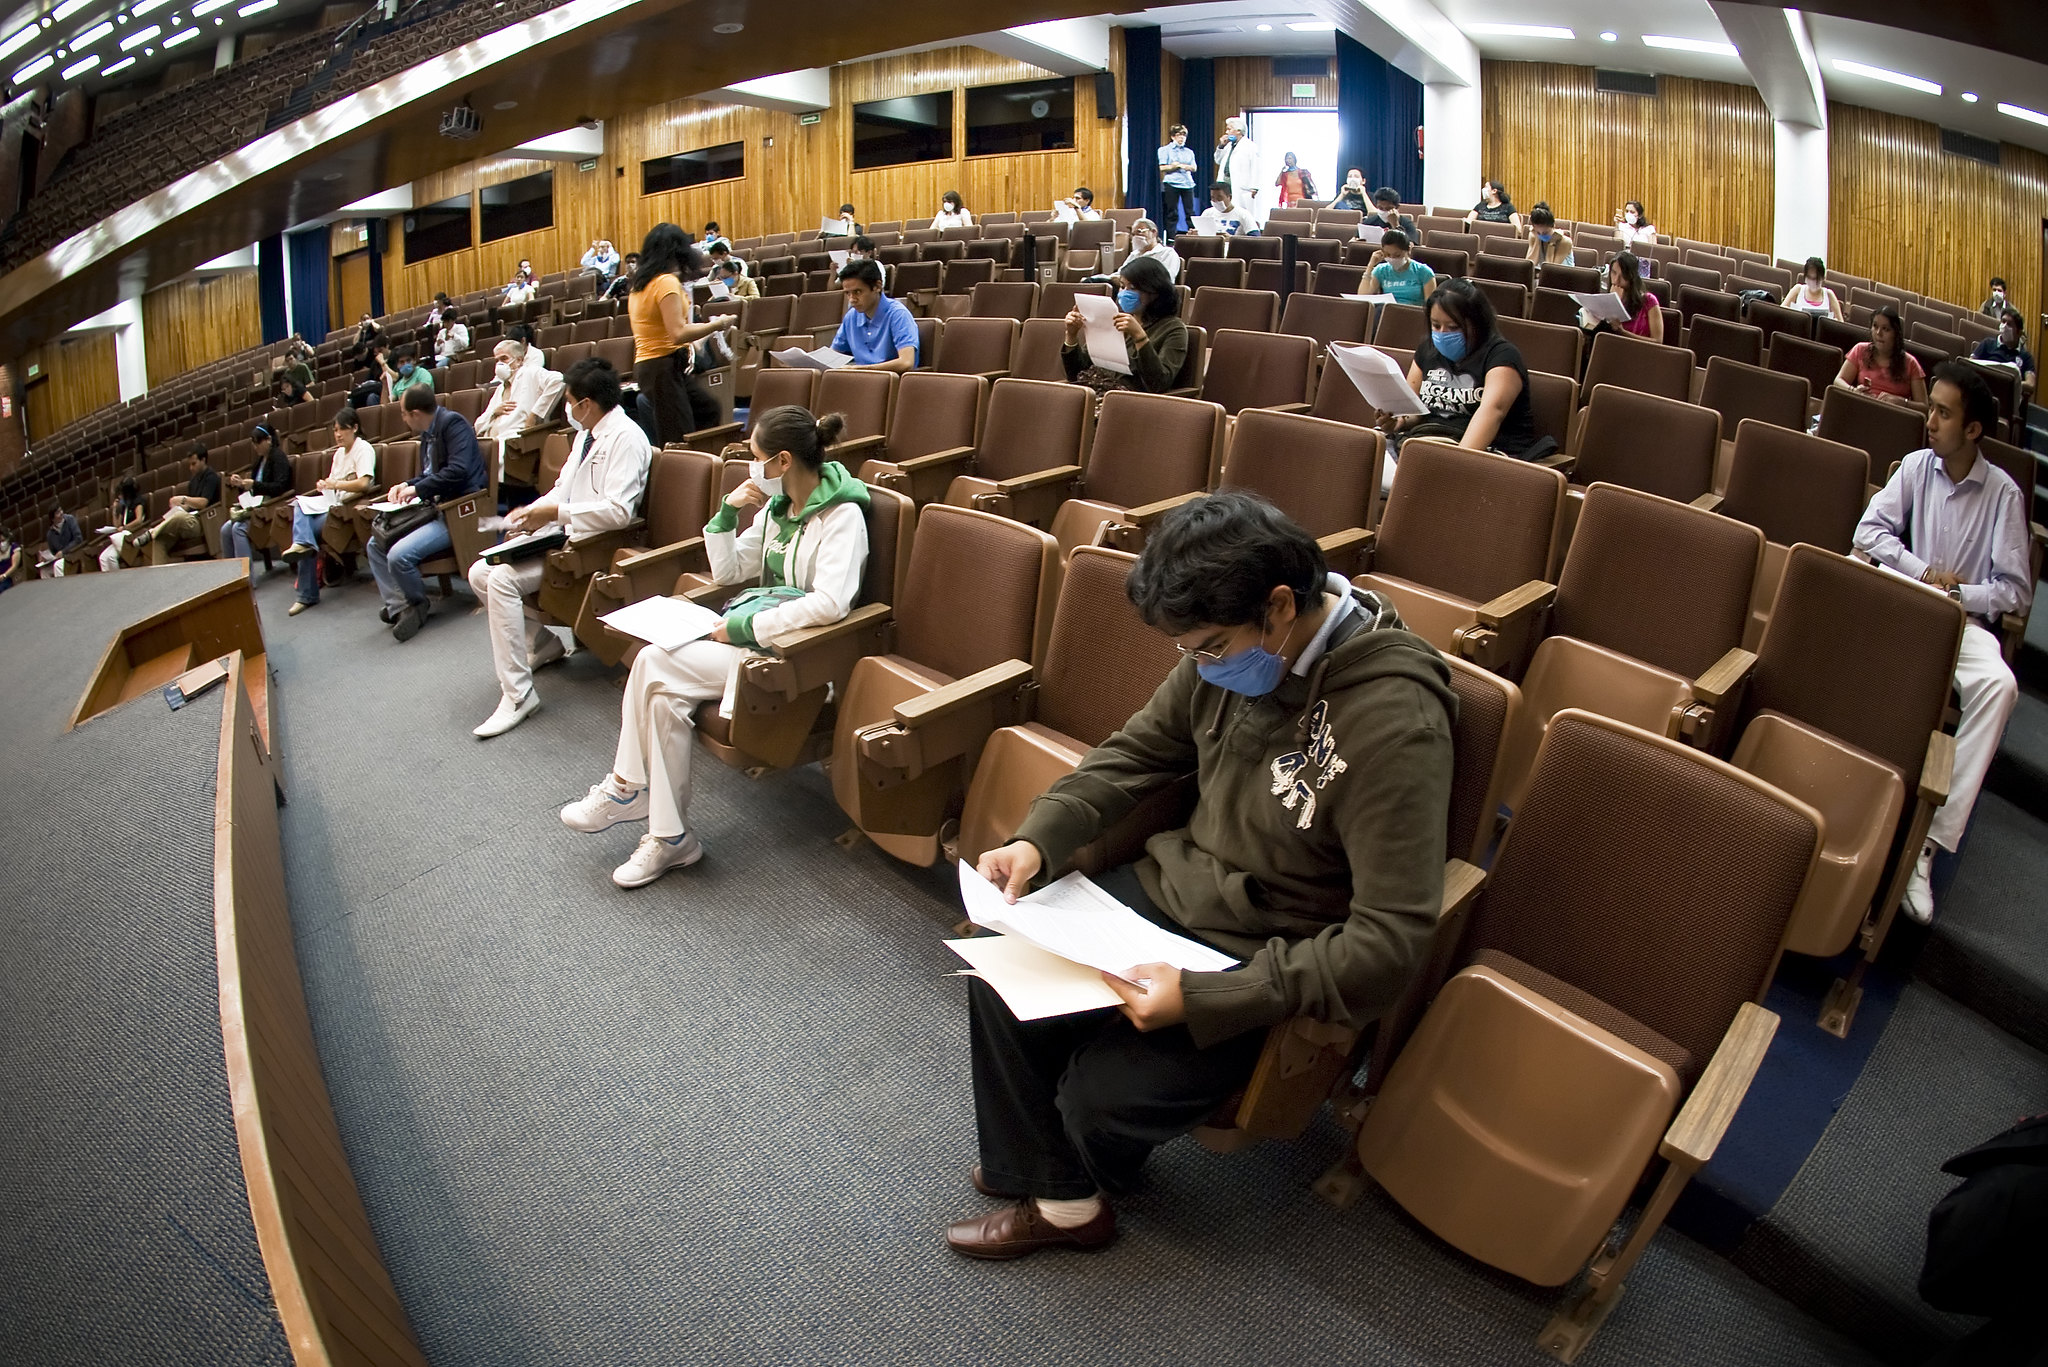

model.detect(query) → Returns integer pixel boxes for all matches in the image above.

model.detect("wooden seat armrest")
[1689,647,1756,707]
[1660,1001,1778,1167]
[1533,451,1576,475]
[1316,527,1374,569]
[1472,579,1555,628]
[973,369,1012,382]
[1688,492,1724,513]
[1164,385,1201,399]
[605,536,709,604]
[857,659,1037,780]
[548,521,645,578]
[1440,857,1485,923]
[894,445,978,475]
[689,422,743,448]
[1122,490,1206,527]
[740,603,895,700]
[830,434,888,464]
[681,579,742,610]
[2031,520,2046,548]
[1919,730,1956,806]
[994,464,1084,496]
[1259,401,1312,415]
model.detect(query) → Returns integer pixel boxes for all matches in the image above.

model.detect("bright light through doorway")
[1247,107,1339,209]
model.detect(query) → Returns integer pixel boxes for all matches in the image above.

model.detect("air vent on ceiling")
[1272,57,1330,78]
[1595,69,1658,96]
[1940,127,2001,166]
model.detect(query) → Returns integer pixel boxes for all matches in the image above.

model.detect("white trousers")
[612,639,744,838]
[99,532,126,572]
[467,557,552,707]
[50,555,66,577]
[1929,623,2019,852]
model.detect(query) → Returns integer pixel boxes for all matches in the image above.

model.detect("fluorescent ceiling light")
[119,23,158,48]
[51,0,91,20]
[1999,101,2048,127]
[163,23,200,43]
[1960,92,1978,103]
[1255,23,1270,31]
[100,53,132,73]
[61,51,96,76]
[71,19,113,45]
[1829,58,1940,95]
[13,52,53,80]
[1642,34,1738,56]
[191,0,229,14]
[1467,23,1575,40]
[1285,21,1335,32]
[1599,31,1617,42]
[236,0,275,14]
[0,24,38,59]
[132,0,174,13]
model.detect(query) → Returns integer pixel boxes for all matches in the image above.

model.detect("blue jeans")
[367,517,451,613]
[293,506,327,604]
[221,517,255,574]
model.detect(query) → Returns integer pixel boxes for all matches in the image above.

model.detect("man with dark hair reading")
[831,260,918,372]
[948,491,1455,1259]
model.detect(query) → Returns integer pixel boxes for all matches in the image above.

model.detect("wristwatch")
[1947,586,1963,603]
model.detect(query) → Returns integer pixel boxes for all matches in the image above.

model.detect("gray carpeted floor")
[0,565,291,1366]
[1734,982,2048,1365]
[259,564,1881,1367]
[1918,791,2048,1055]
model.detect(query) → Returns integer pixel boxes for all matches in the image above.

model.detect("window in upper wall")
[642,141,745,195]
[965,77,1075,157]
[403,193,471,262]
[479,171,555,244]
[852,91,954,170]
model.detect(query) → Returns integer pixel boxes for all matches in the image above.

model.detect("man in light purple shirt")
[1854,361,2033,922]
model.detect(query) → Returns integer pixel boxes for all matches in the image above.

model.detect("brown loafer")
[946,1200,1117,1260]
[971,1164,1022,1198]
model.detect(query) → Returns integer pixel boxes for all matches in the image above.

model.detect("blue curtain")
[367,228,385,319]
[1181,58,1215,191]
[1123,25,1162,226]
[286,229,331,341]
[1337,33,1424,205]
[257,233,287,343]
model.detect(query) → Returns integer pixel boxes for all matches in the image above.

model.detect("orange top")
[629,273,684,363]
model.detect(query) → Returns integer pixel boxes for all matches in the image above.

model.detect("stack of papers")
[947,862,1238,1020]
[296,492,335,516]
[771,346,854,371]
[1570,291,1634,324]
[598,595,724,651]
[1327,344,1428,416]
[1072,294,1131,376]
[820,218,853,237]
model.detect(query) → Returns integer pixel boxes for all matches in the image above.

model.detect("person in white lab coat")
[468,357,651,739]
[478,337,565,475]
[1214,116,1263,230]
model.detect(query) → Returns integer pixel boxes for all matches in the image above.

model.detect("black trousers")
[968,863,1268,1201]
[1161,186,1199,235]
[634,351,719,446]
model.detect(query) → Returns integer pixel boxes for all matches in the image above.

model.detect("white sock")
[1034,1195,1103,1228]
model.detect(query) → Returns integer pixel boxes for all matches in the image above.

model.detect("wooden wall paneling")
[141,271,261,386]
[1828,101,2048,315]
[1480,61,1775,255]
[1162,52,1183,133]
[1212,55,1337,117]
[22,330,118,439]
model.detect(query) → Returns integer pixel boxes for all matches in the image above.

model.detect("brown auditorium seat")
[1199,330,1317,416]
[1278,293,1373,353]
[1472,279,1529,320]
[815,368,898,462]
[572,318,610,346]
[830,503,1059,864]
[691,367,817,448]
[1816,384,1928,488]
[1227,235,1283,261]
[1980,436,2044,660]
[1412,247,1469,280]
[1035,281,1109,321]
[1313,264,1368,297]
[1351,709,1812,1360]
[943,258,996,296]
[1372,303,1428,350]
[845,372,989,491]
[1696,356,1813,487]
[791,291,847,344]
[1536,263,1601,295]
[1675,284,1742,331]
[1683,250,1738,280]
[1529,288,1583,328]
[1566,384,1719,504]
[1245,260,1311,295]
[1714,420,1872,647]
[580,448,721,665]
[1189,287,1280,335]
[1745,299,1814,354]
[968,281,1038,323]
[1425,230,1482,261]
[1662,264,1725,299]
[932,317,1018,380]
[892,261,943,302]
[900,378,1096,516]
[1767,333,1845,400]
[1174,234,1225,259]
[535,446,703,654]
[1011,318,1071,382]
[1293,237,1342,267]
[1205,409,1382,571]
[1684,315,1763,371]
[1473,254,1536,291]
[1496,316,1582,378]
[1317,208,1365,235]
[1525,371,1579,454]
[1184,257,1250,293]
[1909,322,1966,359]
[1579,331,1695,406]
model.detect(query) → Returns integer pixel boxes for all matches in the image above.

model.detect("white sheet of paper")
[1344,293,1401,306]
[770,346,854,371]
[1571,290,1634,324]
[95,525,118,534]
[706,280,730,300]
[1327,344,1430,416]
[829,251,849,270]
[237,491,264,510]
[820,217,853,237]
[1190,212,1220,237]
[1356,224,1386,244]
[945,937,1123,1020]
[1072,294,1131,376]
[367,499,409,513]
[598,595,724,652]
[296,492,335,516]
[957,862,1238,981]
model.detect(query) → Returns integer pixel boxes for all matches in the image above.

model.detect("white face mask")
[495,361,512,384]
[748,459,783,497]
[1626,212,1639,225]
[566,402,586,433]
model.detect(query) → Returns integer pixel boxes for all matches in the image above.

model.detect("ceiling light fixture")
[1642,34,1738,56]
[1600,31,1617,42]
[1286,20,1335,31]
[119,22,158,48]
[1999,101,2048,127]
[101,54,133,73]
[72,19,114,45]
[0,26,36,60]
[1960,92,1978,103]
[61,52,96,77]
[236,0,275,15]
[1467,23,1575,40]
[191,0,229,15]
[132,0,174,14]
[1255,23,1271,31]
[52,0,91,21]
[1829,57,1940,95]
[13,52,54,81]
[164,23,200,43]
[710,20,741,33]
[492,98,516,109]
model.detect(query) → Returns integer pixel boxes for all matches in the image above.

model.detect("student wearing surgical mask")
[1524,202,1574,266]
[1114,218,1180,284]
[479,337,566,497]
[1614,200,1657,248]
[560,405,870,888]
[1971,308,2037,402]
[468,358,652,741]
[1060,254,1188,400]
[1376,279,1546,489]
[1980,277,2010,317]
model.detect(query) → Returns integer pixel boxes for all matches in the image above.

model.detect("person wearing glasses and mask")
[1087,218,1180,287]
[949,489,1454,1260]
[1061,255,1188,400]
[467,358,651,740]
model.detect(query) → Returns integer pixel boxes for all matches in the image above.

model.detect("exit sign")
[1292,82,1316,98]
[799,111,822,125]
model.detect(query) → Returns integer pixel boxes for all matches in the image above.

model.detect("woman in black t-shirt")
[1377,280,1547,486]
[1465,179,1522,232]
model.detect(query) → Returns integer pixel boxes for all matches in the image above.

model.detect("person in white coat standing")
[1214,116,1263,230]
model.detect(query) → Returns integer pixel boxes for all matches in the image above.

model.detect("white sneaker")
[1901,841,1936,924]
[560,776,648,832]
[532,631,569,670]
[472,690,541,738]
[613,830,704,888]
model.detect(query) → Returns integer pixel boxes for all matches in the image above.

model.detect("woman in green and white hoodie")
[561,405,872,888]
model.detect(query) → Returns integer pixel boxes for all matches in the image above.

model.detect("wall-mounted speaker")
[1094,71,1117,120]
[1594,69,1658,96]
[367,217,388,254]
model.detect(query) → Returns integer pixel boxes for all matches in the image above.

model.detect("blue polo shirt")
[831,294,920,366]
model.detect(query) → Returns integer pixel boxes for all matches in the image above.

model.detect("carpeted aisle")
[261,567,1878,1367]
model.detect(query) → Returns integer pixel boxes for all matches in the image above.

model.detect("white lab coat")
[480,360,563,442]
[1215,135,1264,228]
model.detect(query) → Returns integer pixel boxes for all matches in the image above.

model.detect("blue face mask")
[1536,231,1553,242]
[399,362,415,376]
[1117,288,1141,313]
[1194,618,1290,696]
[1431,328,1470,363]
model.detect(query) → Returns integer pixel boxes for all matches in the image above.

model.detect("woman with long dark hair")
[1835,303,1927,408]
[1060,253,1188,399]
[1578,251,1664,345]
[1377,279,1547,484]
[628,222,740,443]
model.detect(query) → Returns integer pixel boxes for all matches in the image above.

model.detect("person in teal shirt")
[1366,231,1436,306]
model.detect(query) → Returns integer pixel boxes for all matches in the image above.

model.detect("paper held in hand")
[1570,290,1634,325]
[295,491,335,516]
[1326,344,1429,416]
[770,346,854,371]
[1072,294,1132,375]
[820,217,853,237]
[1356,224,1386,245]
[598,595,724,652]
[947,861,1238,1019]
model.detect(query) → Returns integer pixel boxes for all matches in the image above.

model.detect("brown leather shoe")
[946,1200,1117,1260]
[971,1164,1022,1198]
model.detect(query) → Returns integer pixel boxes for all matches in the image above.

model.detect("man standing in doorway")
[1214,116,1263,231]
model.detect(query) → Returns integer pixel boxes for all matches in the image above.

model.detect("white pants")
[612,638,745,838]
[467,557,554,707]
[99,532,126,572]
[1929,623,2019,852]
[50,555,66,577]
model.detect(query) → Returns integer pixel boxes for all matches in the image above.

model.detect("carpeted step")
[1918,790,2048,1054]
[1731,983,2048,1366]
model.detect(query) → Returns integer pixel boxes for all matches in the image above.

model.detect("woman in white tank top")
[1783,255,1844,319]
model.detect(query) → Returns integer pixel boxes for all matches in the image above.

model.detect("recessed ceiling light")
[61,52,96,77]
[1468,23,1575,40]
[237,0,276,15]
[13,53,53,81]
[0,26,36,60]
[1829,58,1939,95]
[192,0,229,14]
[72,19,114,46]
[120,23,158,49]
[52,0,91,21]
[1999,101,2048,127]
[322,171,342,181]
[101,54,133,73]
[1642,35,1738,56]
[1255,23,1271,31]
[711,21,742,33]
[1960,92,1978,103]
[492,99,516,109]
[165,24,200,44]
[132,0,174,14]
[1600,32,1617,42]
[1286,20,1335,31]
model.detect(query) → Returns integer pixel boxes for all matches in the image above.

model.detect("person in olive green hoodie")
[559,406,871,889]
[946,491,1455,1261]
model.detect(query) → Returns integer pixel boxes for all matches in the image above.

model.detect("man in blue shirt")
[830,260,919,372]
[1157,124,1198,235]
[370,385,487,641]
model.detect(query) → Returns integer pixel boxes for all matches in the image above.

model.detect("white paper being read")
[599,595,724,651]
[957,861,1238,979]
[1072,294,1131,376]
[1327,344,1429,416]
[770,346,854,372]
[944,936,1122,1021]
[1570,290,1633,325]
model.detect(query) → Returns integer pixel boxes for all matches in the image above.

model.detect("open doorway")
[1247,107,1339,209]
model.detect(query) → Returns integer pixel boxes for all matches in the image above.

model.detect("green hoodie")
[1012,586,1457,1048]
[705,460,870,647]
